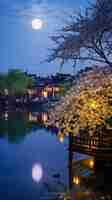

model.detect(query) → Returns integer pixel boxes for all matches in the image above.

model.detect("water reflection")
[29,112,48,124]
[43,130,112,199]
[0,111,49,143]
[65,134,112,199]
[0,111,112,199]
[32,163,43,183]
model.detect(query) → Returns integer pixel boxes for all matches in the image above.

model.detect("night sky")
[0,0,91,75]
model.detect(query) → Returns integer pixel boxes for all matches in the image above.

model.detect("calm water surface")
[0,111,111,200]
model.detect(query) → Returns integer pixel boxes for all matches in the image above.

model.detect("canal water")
[0,110,111,200]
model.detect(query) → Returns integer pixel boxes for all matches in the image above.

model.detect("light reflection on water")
[32,163,43,183]
[0,111,111,200]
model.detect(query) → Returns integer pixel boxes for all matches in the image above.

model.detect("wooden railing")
[72,136,112,150]
[68,135,112,158]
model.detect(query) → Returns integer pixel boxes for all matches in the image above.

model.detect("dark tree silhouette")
[0,69,33,95]
[48,0,112,71]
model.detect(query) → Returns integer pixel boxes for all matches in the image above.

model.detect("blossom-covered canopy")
[47,66,112,136]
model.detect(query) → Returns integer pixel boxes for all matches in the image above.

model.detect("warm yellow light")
[54,87,60,92]
[47,66,112,138]
[46,87,52,92]
[73,176,80,185]
[59,136,64,143]
[29,113,37,122]
[42,113,48,123]
[43,90,48,98]
[89,159,94,168]
[58,132,64,143]
[89,99,97,109]
[27,89,34,96]
[32,18,43,30]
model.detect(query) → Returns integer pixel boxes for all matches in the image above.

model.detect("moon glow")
[32,18,43,30]
[32,164,43,183]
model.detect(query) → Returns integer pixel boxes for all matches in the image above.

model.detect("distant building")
[26,72,75,100]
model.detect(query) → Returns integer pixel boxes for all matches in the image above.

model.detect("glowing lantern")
[89,159,94,168]
[73,176,80,185]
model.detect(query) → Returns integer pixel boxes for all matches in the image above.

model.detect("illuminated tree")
[48,66,112,137]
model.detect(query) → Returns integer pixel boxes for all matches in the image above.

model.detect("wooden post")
[68,132,74,190]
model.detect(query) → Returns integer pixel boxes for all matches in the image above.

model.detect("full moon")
[32,19,43,30]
